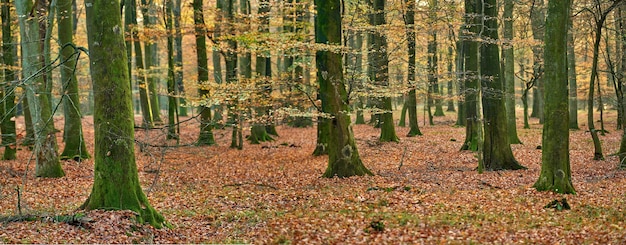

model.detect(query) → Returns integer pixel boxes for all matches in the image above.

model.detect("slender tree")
[404,0,421,136]
[429,0,444,118]
[193,0,215,145]
[460,0,481,151]
[16,0,64,177]
[81,0,165,227]
[249,0,274,144]
[530,0,545,122]
[165,0,179,140]
[503,0,521,144]
[317,0,372,177]
[368,0,398,143]
[125,0,153,126]
[480,0,525,170]
[141,0,163,125]
[1,0,17,160]
[174,0,186,116]
[58,0,90,160]
[534,0,575,194]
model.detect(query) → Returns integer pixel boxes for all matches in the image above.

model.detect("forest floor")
[0,109,625,244]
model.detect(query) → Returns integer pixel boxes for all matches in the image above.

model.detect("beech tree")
[193,0,216,146]
[460,0,481,151]
[16,0,64,177]
[82,0,165,227]
[316,0,372,178]
[1,0,17,160]
[480,0,525,170]
[404,0,421,137]
[534,0,575,194]
[503,0,522,144]
[58,0,90,160]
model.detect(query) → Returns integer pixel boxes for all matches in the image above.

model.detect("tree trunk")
[58,0,90,160]
[503,0,521,144]
[534,0,575,194]
[480,0,525,171]
[317,0,372,178]
[1,0,17,160]
[165,0,179,140]
[223,0,241,149]
[404,0,421,136]
[82,0,165,227]
[568,17,579,130]
[249,0,274,144]
[455,37,466,127]
[16,0,65,177]
[193,0,215,146]
[141,0,163,125]
[428,0,444,119]
[174,0,186,116]
[460,0,481,151]
[368,0,398,143]
[125,0,153,127]
[530,0,545,123]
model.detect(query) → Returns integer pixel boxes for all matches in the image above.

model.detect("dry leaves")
[1,110,625,244]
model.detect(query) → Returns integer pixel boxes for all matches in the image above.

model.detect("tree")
[165,0,179,140]
[141,0,163,125]
[193,0,215,146]
[1,0,17,160]
[316,0,372,178]
[174,0,186,117]
[248,0,275,144]
[503,0,522,144]
[585,0,623,160]
[480,0,525,170]
[404,0,421,137]
[58,0,90,160]
[530,0,545,122]
[125,0,153,127]
[534,0,575,194]
[568,17,579,130]
[16,0,64,177]
[460,0,481,151]
[368,0,398,143]
[428,0,445,119]
[81,0,165,227]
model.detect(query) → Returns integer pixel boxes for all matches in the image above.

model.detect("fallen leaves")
[0,111,625,243]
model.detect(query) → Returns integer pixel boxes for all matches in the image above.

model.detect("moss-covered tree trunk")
[16,0,64,177]
[368,0,398,143]
[404,0,421,137]
[503,0,521,144]
[141,0,163,125]
[460,0,481,151]
[58,0,90,160]
[534,0,575,194]
[480,0,525,171]
[82,0,165,227]
[316,0,372,178]
[193,0,215,146]
[1,0,17,160]
[455,37,466,127]
[567,17,579,130]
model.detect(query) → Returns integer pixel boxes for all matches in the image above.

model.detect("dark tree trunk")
[404,0,421,136]
[480,0,525,171]
[568,17,579,130]
[316,0,372,177]
[503,0,521,144]
[1,0,17,160]
[193,0,215,146]
[460,0,481,151]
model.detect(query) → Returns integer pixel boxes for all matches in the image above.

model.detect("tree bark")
[58,0,90,160]
[404,0,421,136]
[82,0,165,227]
[165,0,179,140]
[534,0,575,194]
[368,0,398,143]
[460,0,481,151]
[503,0,521,144]
[193,0,215,146]
[316,0,372,177]
[568,17,579,130]
[1,0,17,160]
[16,0,64,177]
[480,0,525,170]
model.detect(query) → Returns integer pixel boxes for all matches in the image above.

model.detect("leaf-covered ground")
[1,111,625,244]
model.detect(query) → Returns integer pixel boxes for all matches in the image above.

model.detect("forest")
[0,0,625,243]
